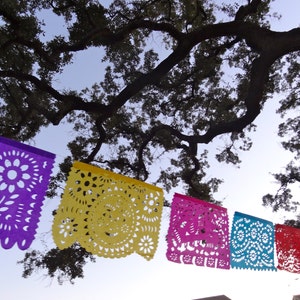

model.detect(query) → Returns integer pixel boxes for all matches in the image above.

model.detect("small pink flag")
[166,193,230,269]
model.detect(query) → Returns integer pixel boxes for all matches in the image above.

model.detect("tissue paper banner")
[275,224,300,273]
[52,161,164,260]
[166,193,230,269]
[0,136,55,250]
[230,212,276,271]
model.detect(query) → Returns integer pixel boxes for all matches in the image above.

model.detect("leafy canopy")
[0,0,300,283]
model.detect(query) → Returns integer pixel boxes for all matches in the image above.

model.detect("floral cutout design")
[0,158,32,193]
[52,161,164,260]
[230,212,276,271]
[166,193,230,269]
[0,136,55,250]
[275,224,300,273]
[138,235,154,255]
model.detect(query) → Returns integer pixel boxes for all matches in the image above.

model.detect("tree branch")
[235,0,262,21]
[83,119,106,163]
[0,70,107,124]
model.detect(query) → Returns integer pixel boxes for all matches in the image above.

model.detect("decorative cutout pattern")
[230,212,276,271]
[52,161,164,260]
[275,224,300,273]
[166,193,230,269]
[0,136,55,250]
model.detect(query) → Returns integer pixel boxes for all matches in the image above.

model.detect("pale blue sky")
[1,1,300,299]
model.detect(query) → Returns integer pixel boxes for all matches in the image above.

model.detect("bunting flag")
[52,161,164,260]
[0,136,55,250]
[230,212,276,271]
[275,224,300,273]
[166,193,230,269]
[2,137,300,275]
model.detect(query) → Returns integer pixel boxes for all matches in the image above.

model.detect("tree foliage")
[0,0,300,283]
[17,243,96,284]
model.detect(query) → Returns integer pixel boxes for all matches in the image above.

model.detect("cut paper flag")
[166,193,230,269]
[230,212,276,271]
[275,224,300,273]
[52,161,164,260]
[0,136,55,250]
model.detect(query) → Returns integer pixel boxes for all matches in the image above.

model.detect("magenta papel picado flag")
[166,193,230,269]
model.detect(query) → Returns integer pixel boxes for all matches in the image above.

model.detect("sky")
[1,1,300,300]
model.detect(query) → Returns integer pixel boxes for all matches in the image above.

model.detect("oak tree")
[0,0,299,283]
